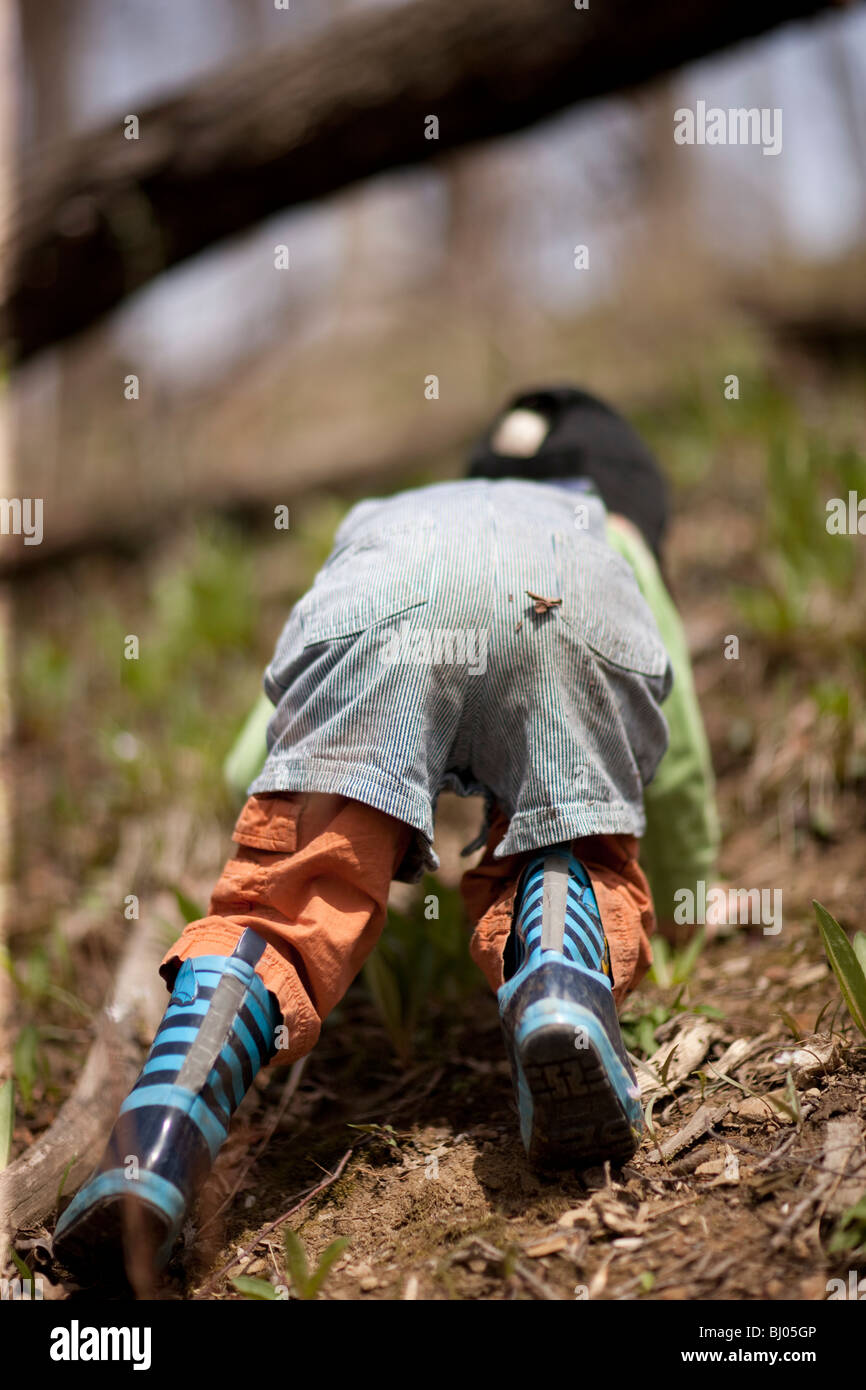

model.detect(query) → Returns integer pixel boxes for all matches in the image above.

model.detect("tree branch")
[6,0,837,358]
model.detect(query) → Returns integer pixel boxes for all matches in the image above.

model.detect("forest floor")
[6,362,866,1301]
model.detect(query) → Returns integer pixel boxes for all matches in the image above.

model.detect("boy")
[53,385,718,1277]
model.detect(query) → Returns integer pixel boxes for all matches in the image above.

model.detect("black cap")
[467,385,668,560]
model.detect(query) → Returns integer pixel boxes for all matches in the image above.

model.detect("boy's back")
[254,477,673,882]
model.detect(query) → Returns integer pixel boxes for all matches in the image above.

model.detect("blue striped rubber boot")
[498,847,643,1169]
[53,929,280,1279]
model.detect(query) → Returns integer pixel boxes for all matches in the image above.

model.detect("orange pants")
[160,793,656,1065]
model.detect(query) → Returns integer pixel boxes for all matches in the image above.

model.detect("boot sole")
[519,1022,637,1168]
[510,1000,642,1170]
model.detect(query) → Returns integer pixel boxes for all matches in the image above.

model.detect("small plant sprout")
[230,1231,349,1301]
[813,901,866,1041]
[829,1197,866,1258]
[282,1229,349,1300]
[648,930,706,989]
[230,1276,286,1301]
[0,1079,13,1172]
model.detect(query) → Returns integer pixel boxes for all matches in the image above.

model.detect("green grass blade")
[828,1196,866,1255]
[362,951,410,1062]
[649,935,672,988]
[0,1079,13,1172]
[674,928,706,984]
[283,1228,311,1299]
[57,1153,78,1205]
[13,1025,40,1111]
[230,1275,281,1300]
[305,1237,349,1299]
[10,1248,36,1292]
[813,900,866,1040]
[171,886,206,925]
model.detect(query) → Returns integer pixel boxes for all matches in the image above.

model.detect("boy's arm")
[605,517,720,932]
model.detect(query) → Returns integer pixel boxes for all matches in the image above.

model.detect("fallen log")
[5,0,838,358]
[0,909,166,1237]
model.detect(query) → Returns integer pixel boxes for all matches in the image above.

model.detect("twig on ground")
[468,1236,562,1302]
[195,1144,356,1298]
[197,1057,308,1235]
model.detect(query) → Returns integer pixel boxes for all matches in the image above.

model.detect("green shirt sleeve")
[223,690,273,799]
[605,520,720,922]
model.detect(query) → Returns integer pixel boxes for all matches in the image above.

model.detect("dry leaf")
[736,1091,795,1124]
[645,1102,730,1163]
[817,1116,866,1217]
[637,1017,721,1098]
[703,1145,740,1187]
[711,1034,772,1076]
[787,962,828,989]
[773,1039,838,1081]
[526,1234,568,1258]
[588,1255,613,1299]
[596,1200,647,1236]
[556,1208,588,1229]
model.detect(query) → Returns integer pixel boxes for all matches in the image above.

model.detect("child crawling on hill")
[54,385,718,1278]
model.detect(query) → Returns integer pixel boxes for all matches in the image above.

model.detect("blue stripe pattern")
[121,1084,229,1160]
[127,951,280,1148]
[52,933,282,1272]
[512,847,613,982]
[249,478,672,883]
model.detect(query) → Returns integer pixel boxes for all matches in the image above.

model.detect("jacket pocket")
[296,529,431,647]
[553,532,669,679]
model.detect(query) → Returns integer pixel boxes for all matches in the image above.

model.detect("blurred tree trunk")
[17,0,80,149]
[5,0,837,359]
